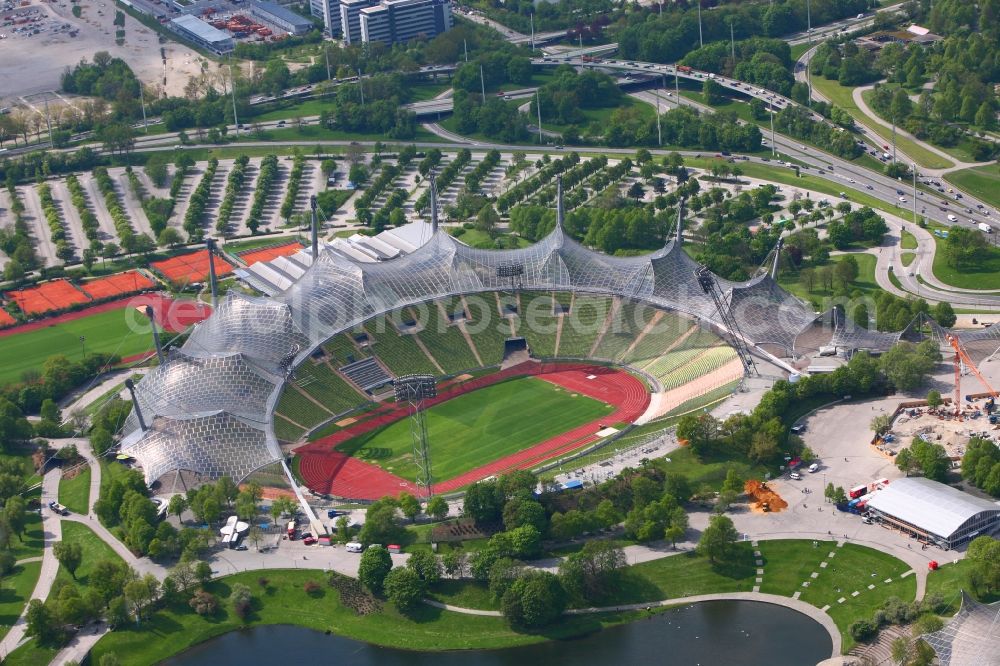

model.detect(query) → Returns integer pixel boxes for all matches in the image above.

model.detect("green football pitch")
[337,376,615,483]
[0,307,156,387]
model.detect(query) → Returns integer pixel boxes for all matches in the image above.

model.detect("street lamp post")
[79,335,86,359]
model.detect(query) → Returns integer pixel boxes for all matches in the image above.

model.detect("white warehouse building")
[865,477,1000,549]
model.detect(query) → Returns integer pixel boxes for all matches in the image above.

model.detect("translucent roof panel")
[865,477,1000,540]
[124,413,278,484]
[923,592,1000,666]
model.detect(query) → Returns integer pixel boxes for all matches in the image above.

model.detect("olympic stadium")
[117,179,1000,504]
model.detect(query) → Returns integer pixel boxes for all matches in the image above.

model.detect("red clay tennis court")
[238,242,303,266]
[79,271,155,300]
[0,309,15,328]
[8,279,90,316]
[152,250,235,285]
[136,294,213,333]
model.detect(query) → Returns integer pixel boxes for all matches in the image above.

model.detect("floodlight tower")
[394,375,437,497]
[695,266,758,376]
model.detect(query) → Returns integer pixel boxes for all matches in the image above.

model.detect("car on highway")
[849,178,856,184]
[866,185,874,190]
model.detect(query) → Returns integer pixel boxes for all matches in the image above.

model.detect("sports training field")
[0,308,155,386]
[337,376,614,483]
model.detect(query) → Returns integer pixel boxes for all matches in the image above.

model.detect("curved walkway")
[0,468,62,661]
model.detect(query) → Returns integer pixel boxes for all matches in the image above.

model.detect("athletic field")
[337,376,614,483]
[0,308,154,386]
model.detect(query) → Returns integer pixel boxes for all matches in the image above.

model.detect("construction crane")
[945,334,999,421]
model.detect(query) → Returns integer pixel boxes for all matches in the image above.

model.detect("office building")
[340,0,378,44]
[359,0,451,46]
[310,0,341,37]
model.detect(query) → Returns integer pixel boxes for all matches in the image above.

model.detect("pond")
[166,599,832,666]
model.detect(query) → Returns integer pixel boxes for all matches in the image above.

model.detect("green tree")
[926,390,942,408]
[406,550,441,583]
[358,545,393,593]
[54,541,83,579]
[426,495,449,520]
[697,514,740,565]
[168,494,187,522]
[501,571,566,628]
[890,636,913,665]
[384,566,425,612]
[932,301,956,327]
[397,492,420,522]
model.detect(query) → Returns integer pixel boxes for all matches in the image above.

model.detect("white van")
[947,214,957,222]
[808,463,819,473]
[345,542,363,553]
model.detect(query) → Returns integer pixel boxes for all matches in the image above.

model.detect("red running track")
[295,362,650,500]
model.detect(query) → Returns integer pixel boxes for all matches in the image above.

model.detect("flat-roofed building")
[865,477,1000,549]
[310,0,341,36]
[169,15,234,54]
[359,0,451,46]
[249,0,314,35]
[340,0,378,44]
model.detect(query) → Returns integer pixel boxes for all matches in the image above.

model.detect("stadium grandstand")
[119,179,835,493]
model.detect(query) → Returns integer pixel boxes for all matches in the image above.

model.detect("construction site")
[875,333,1000,462]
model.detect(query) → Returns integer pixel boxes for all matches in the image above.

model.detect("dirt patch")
[430,518,491,543]
[745,479,787,514]
[335,417,357,427]
[328,572,381,615]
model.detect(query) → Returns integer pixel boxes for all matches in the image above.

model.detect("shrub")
[189,590,218,615]
[303,580,321,595]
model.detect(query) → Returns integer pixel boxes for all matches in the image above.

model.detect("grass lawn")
[428,579,498,610]
[56,522,127,589]
[542,96,655,135]
[901,229,917,250]
[90,569,655,665]
[9,511,44,562]
[222,235,306,254]
[790,43,811,61]
[0,561,41,642]
[901,252,915,267]
[811,77,952,170]
[256,125,443,144]
[58,466,91,515]
[655,446,769,493]
[599,546,756,605]
[945,165,1000,210]
[3,640,58,666]
[759,539,916,652]
[925,559,1000,615]
[0,306,156,387]
[448,228,531,249]
[796,543,915,652]
[336,376,614,482]
[778,252,879,309]
[927,223,1000,289]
